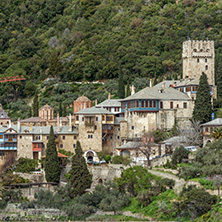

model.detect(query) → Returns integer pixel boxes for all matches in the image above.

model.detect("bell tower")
[182,40,215,86]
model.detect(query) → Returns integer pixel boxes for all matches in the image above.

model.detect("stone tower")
[182,40,215,86]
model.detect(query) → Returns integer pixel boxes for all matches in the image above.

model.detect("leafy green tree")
[116,166,154,196]
[118,73,125,99]
[177,186,217,219]
[59,102,62,117]
[172,146,189,165]
[63,104,67,117]
[45,126,61,183]
[69,141,92,197]
[193,73,212,124]
[211,127,222,139]
[32,91,39,117]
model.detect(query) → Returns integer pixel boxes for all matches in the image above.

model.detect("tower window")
[205,58,207,63]
[197,58,199,63]
[206,65,208,70]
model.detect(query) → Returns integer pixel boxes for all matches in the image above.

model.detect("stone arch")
[207,140,212,144]
[98,178,103,184]
[84,150,96,162]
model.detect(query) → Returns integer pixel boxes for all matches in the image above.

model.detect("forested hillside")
[1,0,222,118]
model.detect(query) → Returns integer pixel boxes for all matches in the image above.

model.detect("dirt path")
[148,169,186,193]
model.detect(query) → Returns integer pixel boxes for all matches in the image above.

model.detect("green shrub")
[112,155,131,165]
[172,146,189,165]
[15,158,38,173]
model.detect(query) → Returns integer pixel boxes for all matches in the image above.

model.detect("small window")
[205,58,207,63]
[73,144,76,148]
[63,136,65,140]
[76,116,79,121]
[197,58,199,63]
[132,126,134,130]
[96,117,98,121]
[170,102,173,109]
[95,125,97,130]
[88,135,90,139]
[160,102,163,109]
[117,136,120,139]
[47,136,49,140]
[0,135,3,139]
[74,136,76,139]
[60,144,63,148]
[110,136,112,139]
[118,128,120,131]
[82,117,84,121]
[177,104,179,108]
[183,102,187,109]
[206,65,208,70]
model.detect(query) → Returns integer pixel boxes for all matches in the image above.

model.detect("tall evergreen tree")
[126,82,130,97]
[63,105,67,117]
[193,72,212,124]
[59,102,62,117]
[45,126,61,183]
[118,73,125,99]
[69,141,92,197]
[32,92,39,117]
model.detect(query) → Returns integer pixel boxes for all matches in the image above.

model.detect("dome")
[75,96,91,102]
[39,104,53,110]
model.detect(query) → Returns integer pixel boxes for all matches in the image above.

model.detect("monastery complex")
[0,40,217,166]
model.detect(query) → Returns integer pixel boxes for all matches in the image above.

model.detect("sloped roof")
[117,141,142,150]
[20,117,69,123]
[0,107,10,119]
[76,107,112,115]
[0,125,78,135]
[42,152,68,158]
[201,118,222,126]
[96,99,121,107]
[120,86,190,101]
[154,80,180,89]
[75,96,91,102]
[39,104,53,110]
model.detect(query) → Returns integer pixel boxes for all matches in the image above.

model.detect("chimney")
[162,82,165,88]
[95,99,97,106]
[30,123,32,132]
[40,126,42,134]
[131,85,135,95]
[108,93,111,100]
[69,113,72,132]
[17,118,20,132]
[57,113,60,132]
[149,79,152,87]
[9,120,11,128]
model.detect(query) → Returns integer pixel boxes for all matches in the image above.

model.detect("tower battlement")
[182,40,215,86]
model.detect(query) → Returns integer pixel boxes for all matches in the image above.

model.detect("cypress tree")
[45,126,61,183]
[32,92,39,117]
[69,141,92,197]
[59,102,63,117]
[63,105,67,117]
[193,72,212,124]
[118,73,125,99]
[126,82,130,97]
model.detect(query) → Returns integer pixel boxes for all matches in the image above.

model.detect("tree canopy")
[192,72,212,124]
[45,126,61,183]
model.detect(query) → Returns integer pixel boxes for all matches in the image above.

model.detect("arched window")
[206,65,208,70]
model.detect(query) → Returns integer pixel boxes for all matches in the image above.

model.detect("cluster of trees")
[1,0,222,118]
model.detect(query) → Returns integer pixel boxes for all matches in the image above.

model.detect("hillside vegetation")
[1,0,222,118]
